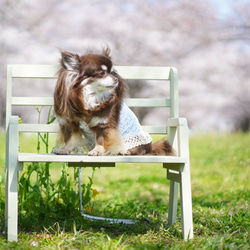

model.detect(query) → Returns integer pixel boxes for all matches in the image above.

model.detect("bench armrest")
[167,117,190,158]
[168,117,188,127]
[6,115,19,153]
[6,115,19,170]
[8,115,19,126]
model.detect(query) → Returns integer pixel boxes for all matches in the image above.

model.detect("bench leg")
[5,116,19,241]
[180,163,193,240]
[168,180,178,225]
[166,166,193,240]
[6,161,19,241]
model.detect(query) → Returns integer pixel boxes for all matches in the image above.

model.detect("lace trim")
[123,131,152,151]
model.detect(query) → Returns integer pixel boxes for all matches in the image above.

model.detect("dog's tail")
[150,140,175,156]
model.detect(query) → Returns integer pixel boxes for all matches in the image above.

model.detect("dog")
[53,48,174,156]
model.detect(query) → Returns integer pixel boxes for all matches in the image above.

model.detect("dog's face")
[80,64,119,93]
[60,48,120,109]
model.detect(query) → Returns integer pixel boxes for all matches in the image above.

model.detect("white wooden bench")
[5,64,193,241]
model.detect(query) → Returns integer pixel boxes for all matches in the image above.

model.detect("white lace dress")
[118,102,152,151]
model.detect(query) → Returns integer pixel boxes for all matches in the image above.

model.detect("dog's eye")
[99,71,106,76]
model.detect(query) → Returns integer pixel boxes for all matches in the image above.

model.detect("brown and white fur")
[53,48,173,156]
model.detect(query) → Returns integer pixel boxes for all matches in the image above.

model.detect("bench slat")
[143,126,168,134]
[11,64,60,78]
[115,66,171,80]
[18,153,186,164]
[125,98,170,107]
[10,64,171,80]
[18,124,59,133]
[12,97,54,106]
[12,97,170,107]
[18,124,167,134]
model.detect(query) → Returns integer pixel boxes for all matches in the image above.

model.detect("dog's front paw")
[88,146,105,156]
[53,147,70,155]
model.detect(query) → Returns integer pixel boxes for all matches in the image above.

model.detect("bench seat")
[18,153,187,165]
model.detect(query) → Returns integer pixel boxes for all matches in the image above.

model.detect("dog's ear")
[102,46,111,59]
[61,51,81,71]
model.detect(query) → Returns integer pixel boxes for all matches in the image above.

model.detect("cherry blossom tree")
[0,0,249,131]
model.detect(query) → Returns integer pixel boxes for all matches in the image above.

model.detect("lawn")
[0,132,249,249]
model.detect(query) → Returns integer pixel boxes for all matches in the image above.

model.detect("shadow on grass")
[16,207,182,239]
[0,196,183,240]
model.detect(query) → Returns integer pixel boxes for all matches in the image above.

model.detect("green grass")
[0,132,249,249]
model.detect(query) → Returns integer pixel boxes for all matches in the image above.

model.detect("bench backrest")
[6,64,178,135]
